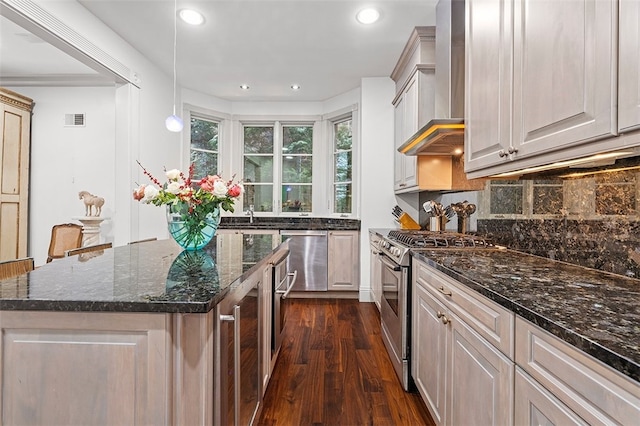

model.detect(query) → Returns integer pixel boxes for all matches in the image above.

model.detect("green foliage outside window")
[190,117,219,180]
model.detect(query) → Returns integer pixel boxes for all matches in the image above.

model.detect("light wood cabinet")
[515,317,640,426]
[0,311,171,425]
[328,230,359,291]
[369,232,382,310]
[514,367,588,426]
[393,69,436,192]
[619,0,640,133]
[412,258,514,426]
[413,281,448,425]
[0,88,33,261]
[465,0,623,178]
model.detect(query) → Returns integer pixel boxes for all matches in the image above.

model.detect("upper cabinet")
[465,0,632,178]
[619,0,640,133]
[393,68,437,192]
[391,27,437,193]
[392,26,485,192]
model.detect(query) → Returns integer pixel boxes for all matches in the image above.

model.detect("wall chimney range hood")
[399,0,465,156]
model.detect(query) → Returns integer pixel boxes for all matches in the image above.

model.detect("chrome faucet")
[246,204,255,223]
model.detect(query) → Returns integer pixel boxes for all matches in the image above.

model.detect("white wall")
[359,77,397,301]
[13,86,116,265]
[13,0,183,264]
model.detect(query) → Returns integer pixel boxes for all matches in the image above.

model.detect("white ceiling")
[1,0,438,102]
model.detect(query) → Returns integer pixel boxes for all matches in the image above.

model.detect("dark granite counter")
[0,236,286,313]
[220,216,360,230]
[410,248,640,383]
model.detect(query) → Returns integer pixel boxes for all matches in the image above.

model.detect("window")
[190,116,219,179]
[243,125,274,212]
[332,118,353,214]
[282,125,313,213]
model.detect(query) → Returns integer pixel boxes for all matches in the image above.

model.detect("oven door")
[379,252,410,391]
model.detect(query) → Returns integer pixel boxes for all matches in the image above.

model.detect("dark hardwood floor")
[257,299,435,426]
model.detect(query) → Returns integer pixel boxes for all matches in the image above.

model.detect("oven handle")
[379,254,401,272]
[276,270,298,299]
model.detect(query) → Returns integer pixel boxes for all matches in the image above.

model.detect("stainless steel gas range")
[374,230,494,391]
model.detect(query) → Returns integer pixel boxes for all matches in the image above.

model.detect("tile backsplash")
[476,156,640,279]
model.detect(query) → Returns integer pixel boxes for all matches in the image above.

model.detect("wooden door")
[619,0,640,133]
[0,88,33,261]
[512,0,617,157]
[464,0,513,173]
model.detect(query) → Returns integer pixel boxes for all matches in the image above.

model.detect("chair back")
[47,223,83,263]
[0,257,34,280]
[65,242,112,257]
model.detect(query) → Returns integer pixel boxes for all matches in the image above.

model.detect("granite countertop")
[0,236,286,314]
[410,248,640,383]
[220,216,361,230]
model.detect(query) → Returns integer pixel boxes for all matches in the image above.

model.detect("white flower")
[165,169,181,181]
[213,179,228,196]
[166,181,182,194]
[142,185,159,203]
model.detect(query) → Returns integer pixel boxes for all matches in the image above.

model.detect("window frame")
[324,105,359,218]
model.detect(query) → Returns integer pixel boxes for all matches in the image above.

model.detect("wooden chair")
[65,242,112,257]
[0,257,34,280]
[47,223,83,263]
[128,237,158,245]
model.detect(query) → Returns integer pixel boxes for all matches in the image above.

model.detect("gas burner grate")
[387,230,493,249]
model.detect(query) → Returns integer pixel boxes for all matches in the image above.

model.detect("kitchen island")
[0,236,287,425]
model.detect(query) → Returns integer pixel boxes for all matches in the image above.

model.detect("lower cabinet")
[369,232,383,310]
[514,367,588,426]
[412,257,640,426]
[412,264,514,426]
[515,317,640,426]
[327,231,360,291]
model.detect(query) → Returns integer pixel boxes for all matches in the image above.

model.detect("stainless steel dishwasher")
[280,230,328,292]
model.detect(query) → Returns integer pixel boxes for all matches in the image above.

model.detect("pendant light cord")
[172,0,178,115]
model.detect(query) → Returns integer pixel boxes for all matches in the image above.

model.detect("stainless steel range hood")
[399,0,465,156]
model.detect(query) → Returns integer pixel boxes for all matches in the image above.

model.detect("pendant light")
[165,0,183,132]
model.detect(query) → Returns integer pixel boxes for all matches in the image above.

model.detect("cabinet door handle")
[441,315,451,325]
[220,305,241,425]
[508,146,518,154]
[438,286,452,297]
[437,311,445,319]
[498,149,507,158]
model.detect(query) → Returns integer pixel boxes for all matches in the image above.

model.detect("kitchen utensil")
[422,201,434,216]
[443,205,455,219]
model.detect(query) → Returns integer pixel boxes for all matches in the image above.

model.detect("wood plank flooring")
[257,299,435,426]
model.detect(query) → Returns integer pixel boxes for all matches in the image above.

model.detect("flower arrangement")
[133,161,243,250]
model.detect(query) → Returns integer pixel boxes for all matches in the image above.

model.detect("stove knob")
[391,247,400,256]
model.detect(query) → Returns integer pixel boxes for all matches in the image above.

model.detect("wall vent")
[64,113,85,127]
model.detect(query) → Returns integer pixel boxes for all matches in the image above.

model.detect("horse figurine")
[78,191,105,217]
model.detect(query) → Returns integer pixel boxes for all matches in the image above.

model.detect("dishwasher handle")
[276,270,298,299]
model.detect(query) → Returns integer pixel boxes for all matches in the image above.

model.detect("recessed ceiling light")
[240,84,250,90]
[291,84,301,90]
[356,8,380,24]
[179,9,205,25]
